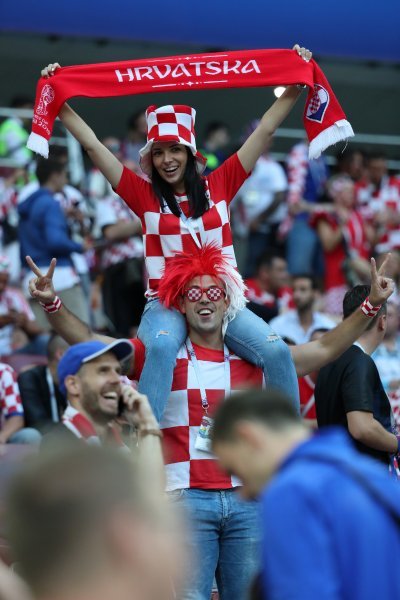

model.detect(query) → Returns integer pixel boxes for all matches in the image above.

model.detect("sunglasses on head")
[183,285,226,302]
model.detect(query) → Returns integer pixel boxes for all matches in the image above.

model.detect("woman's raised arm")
[237,45,312,174]
[42,63,123,189]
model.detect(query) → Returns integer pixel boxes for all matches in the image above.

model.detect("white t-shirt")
[234,156,288,236]
[269,309,335,344]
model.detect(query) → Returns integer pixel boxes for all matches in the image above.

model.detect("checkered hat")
[139,104,207,177]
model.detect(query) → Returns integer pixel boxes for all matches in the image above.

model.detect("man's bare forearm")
[347,411,398,453]
[0,416,24,443]
[360,420,397,453]
[104,221,142,242]
[43,304,115,345]
[292,308,373,377]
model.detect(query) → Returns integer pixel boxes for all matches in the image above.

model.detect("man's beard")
[296,300,313,313]
[81,381,117,425]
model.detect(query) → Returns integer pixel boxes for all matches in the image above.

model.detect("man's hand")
[9,310,28,328]
[26,256,57,304]
[369,254,395,307]
[120,386,159,431]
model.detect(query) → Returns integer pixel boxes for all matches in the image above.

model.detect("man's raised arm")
[26,256,116,346]
[293,256,394,377]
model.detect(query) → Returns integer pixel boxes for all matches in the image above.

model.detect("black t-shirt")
[315,345,393,463]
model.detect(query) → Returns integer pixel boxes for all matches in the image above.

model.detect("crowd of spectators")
[0,97,399,435]
[0,96,400,599]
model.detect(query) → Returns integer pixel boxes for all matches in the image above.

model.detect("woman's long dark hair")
[151,149,209,219]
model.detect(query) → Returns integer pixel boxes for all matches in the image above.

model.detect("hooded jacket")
[18,187,82,268]
[261,427,400,599]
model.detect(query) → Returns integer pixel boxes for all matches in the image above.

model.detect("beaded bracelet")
[140,428,163,439]
[39,296,62,314]
[360,296,381,318]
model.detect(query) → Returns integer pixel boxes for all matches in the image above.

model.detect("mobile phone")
[118,396,124,417]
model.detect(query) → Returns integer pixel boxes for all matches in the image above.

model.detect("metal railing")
[0,107,85,185]
[1,108,399,178]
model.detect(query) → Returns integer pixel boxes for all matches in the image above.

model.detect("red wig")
[158,243,247,322]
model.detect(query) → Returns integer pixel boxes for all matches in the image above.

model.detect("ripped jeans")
[137,299,299,422]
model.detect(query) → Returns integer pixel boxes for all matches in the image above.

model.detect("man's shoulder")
[41,422,81,450]
[18,364,47,382]
[320,345,375,381]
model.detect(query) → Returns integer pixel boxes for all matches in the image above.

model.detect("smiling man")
[26,246,394,600]
[51,339,164,457]
[28,246,265,600]
[55,339,133,445]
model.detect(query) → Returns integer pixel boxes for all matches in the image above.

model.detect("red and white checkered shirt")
[298,375,316,420]
[131,338,264,491]
[355,175,400,253]
[96,194,144,269]
[116,153,248,297]
[0,362,24,424]
[245,279,294,312]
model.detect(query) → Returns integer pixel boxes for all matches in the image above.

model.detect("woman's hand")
[41,63,61,78]
[292,44,312,62]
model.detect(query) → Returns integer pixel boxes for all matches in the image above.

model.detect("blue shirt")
[261,428,400,599]
[18,187,82,268]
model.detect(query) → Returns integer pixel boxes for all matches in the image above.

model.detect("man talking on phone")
[46,338,163,451]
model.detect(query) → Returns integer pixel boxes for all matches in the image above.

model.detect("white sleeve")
[96,198,118,230]
[269,162,288,193]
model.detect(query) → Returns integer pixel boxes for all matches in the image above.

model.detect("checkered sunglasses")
[183,286,226,302]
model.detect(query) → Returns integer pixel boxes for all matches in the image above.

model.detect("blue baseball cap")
[57,339,133,396]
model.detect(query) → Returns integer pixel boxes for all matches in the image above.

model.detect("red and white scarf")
[27,48,353,161]
[62,405,127,448]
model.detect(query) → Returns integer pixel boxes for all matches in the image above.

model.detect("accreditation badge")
[195,415,214,453]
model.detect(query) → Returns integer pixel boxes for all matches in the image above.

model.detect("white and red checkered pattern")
[245,279,294,312]
[131,338,264,491]
[96,194,144,269]
[308,92,321,115]
[139,104,207,177]
[116,153,248,298]
[298,375,316,420]
[185,286,224,302]
[355,175,400,253]
[0,363,24,422]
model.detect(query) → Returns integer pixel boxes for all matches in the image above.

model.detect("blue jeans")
[137,300,299,421]
[169,488,260,600]
[8,428,42,445]
[286,218,324,276]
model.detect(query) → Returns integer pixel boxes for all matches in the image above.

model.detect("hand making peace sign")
[369,254,395,307]
[26,256,57,305]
